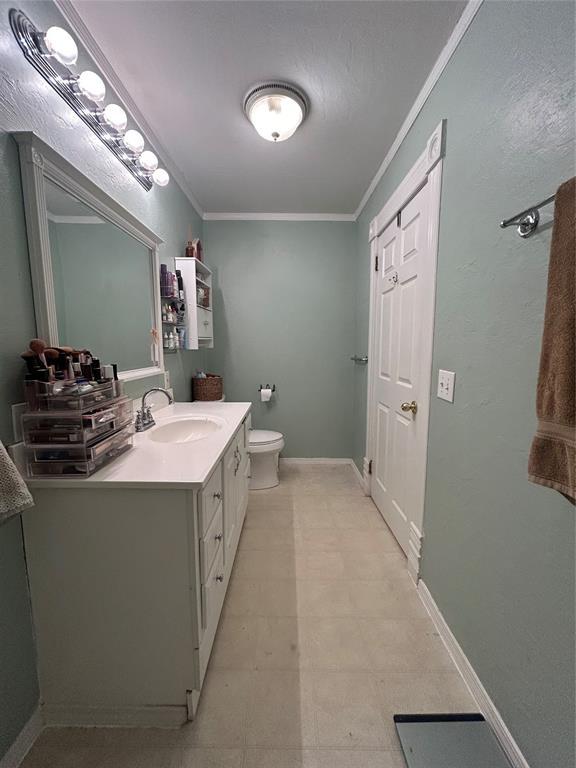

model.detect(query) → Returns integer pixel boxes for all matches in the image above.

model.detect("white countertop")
[27,401,252,490]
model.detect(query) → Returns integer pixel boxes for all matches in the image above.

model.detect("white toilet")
[248,429,285,490]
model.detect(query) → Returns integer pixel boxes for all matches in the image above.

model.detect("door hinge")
[368,459,373,475]
[396,210,401,227]
[374,255,379,272]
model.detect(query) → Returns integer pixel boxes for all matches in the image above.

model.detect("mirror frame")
[14,132,165,383]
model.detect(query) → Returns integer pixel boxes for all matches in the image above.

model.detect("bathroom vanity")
[23,401,251,727]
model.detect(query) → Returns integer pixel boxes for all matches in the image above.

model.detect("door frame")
[364,120,446,581]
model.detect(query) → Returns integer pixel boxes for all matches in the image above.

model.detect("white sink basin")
[148,416,224,444]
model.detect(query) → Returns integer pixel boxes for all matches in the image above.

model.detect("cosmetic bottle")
[163,331,169,348]
[160,263,168,293]
[185,240,194,258]
[176,270,184,299]
[92,358,102,381]
[172,272,178,296]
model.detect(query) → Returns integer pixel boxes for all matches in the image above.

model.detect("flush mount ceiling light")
[9,8,170,190]
[244,82,308,142]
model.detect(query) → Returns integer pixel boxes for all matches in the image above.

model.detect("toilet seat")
[248,429,284,454]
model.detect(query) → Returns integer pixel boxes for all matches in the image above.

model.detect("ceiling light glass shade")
[138,150,158,172]
[78,70,106,103]
[44,26,78,66]
[244,83,308,142]
[102,103,127,132]
[152,168,169,187]
[122,129,145,155]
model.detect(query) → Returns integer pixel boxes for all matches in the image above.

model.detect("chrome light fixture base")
[10,8,154,190]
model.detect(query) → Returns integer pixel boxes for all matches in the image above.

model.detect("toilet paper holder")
[258,384,276,392]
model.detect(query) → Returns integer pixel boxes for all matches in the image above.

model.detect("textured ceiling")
[70,1,466,214]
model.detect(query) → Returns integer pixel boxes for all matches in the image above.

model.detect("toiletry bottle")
[164,331,169,348]
[172,272,178,296]
[176,270,184,299]
[92,358,102,381]
[185,240,194,258]
[160,263,168,294]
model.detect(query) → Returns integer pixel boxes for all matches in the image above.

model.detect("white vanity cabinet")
[22,408,250,728]
[223,415,250,568]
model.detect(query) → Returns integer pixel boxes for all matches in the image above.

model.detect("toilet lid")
[249,429,283,446]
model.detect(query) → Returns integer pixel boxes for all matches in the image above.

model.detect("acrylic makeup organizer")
[22,383,133,478]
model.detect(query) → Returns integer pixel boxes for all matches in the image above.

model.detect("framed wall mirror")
[14,132,164,382]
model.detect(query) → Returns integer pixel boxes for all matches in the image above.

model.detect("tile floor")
[21,463,476,768]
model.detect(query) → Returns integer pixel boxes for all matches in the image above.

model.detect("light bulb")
[152,168,169,187]
[102,103,127,132]
[247,93,303,142]
[122,129,144,155]
[138,150,158,172]
[78,70,106,103]
[44,26,78,66]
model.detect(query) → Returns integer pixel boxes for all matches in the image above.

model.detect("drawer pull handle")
[215,533,223,541]
[213,492,222,500]
[215,574,224,582]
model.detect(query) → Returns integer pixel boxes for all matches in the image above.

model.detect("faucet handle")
[134,409,144,431]
[144,405,153,422]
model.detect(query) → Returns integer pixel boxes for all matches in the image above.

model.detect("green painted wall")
[204,221,356,457]
[0,131,40,762]
[353,3,575,766]
[0,0,203,757]
[50,220,154,371]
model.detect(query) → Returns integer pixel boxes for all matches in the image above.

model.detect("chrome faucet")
[135,387,174,432]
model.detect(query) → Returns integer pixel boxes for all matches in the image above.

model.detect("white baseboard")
[349,460,367,492]
[0,708,43,768]
[279,458,367,492]
[280,457,353,465]
[407,522,423,584]
[41,704,187,729]
[418,581,531,768]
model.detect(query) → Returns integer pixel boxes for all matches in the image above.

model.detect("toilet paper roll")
[260,387,273,402]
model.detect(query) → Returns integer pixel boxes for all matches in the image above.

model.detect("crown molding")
[203,212,356,222]
[353,0,483,219]
[54,0,204,219]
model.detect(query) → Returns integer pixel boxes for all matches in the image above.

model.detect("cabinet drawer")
[198,308,213,339]
[201,504,223,582]
[201,546,225,630]
[200,464,223,535]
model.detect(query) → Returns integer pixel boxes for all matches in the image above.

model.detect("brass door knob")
[401,400,418,415]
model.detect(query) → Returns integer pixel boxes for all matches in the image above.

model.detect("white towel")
[0,439,33,523]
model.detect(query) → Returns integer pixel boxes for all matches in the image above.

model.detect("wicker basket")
[192,374,223,401]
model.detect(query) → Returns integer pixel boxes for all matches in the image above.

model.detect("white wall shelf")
[175,257,214,350]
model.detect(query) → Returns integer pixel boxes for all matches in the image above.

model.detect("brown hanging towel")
[528,177,575,502]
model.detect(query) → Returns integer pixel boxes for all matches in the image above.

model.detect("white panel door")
[370,182,431,554]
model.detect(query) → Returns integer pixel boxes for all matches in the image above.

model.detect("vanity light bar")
[9,8,170,191]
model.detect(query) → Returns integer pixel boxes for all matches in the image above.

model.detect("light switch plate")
[437,369,455,402]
